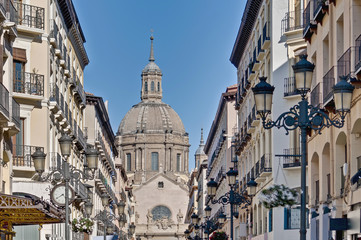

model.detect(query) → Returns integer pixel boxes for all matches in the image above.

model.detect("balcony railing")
[12,98,20,129]
[262,21,270,47]
[0,82,9,119]
[97,169,117,203]
[323,66,335,104]
[13,145,43,167]
[64,102,69,120]
[284,77,298,97]
[310,83,322,108]
[337,47,351,79]
[303,2,313,38]
[13,71,44,96]
[60,93,64,113]
[49,152,61,171]
[215,167,226,187]
[255,161,260,178]
[14,1,44,29]
[49,83,60,106]
[281,10,304,35]
[260,153,272,173]
[0,0,17,23]
[356,34,361,73]
[49,19,59,42]
[74,77,86,105]
[281,148,302,168]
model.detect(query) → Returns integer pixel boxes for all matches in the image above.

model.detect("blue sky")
[73,0,245,170]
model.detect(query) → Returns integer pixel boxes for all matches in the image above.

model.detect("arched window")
[157,82,160,92]
[176,154,181,171]
[144,81,148,92]
[151,152,159,171]
[151,81,155,92]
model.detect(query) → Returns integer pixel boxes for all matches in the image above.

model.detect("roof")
[230,0,263,68]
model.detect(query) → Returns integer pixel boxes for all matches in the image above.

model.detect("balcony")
[49,152,62,171]
[281,10,304,35]
[13,71,44,99]
[322,66,335,106]
[96,132,117,181]
[72,77,86,108]
[13,145,43,170]
[260,153,272,176]
[74,125,87,151]
[337,47,351,79]
[70,179,88,201]
[303,2,316,41]
[14,1,44,32]
[248,61,256,81]
[356,35,361,76]
[0,82,10,122]
[251,106,259,126]
[257,36,265,61]
[284,77,298,97]
[49,20,59,47]
[279,148,303,168]
[96,169,117,203]
[262,22,270,49]
[310,83,322,108]
[252,48,261,71]
[215,167,226,188]
[12,98,20,131]
[313,0,328,24]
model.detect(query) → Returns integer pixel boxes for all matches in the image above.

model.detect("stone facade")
[116,37,189,239]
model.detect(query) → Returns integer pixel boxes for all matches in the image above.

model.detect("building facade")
[204,85,237,237]
[303,0,361,239]
[230,0,309,239]
[9,0,90,239]
[116,36,189,240]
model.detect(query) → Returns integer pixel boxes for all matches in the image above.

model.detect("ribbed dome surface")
[118,102,186,135]
[142,61,161,74]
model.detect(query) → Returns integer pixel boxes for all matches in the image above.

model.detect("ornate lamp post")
[31,134,99,240]
[201,205,219,240]
[206,165,256,240]
[87,193,127,240]
[252,55,354,240]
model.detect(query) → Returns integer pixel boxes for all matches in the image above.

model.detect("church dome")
[118,101,186,136]
[142,61,161,74]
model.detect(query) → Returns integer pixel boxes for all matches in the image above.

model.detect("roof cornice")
[230,0,262,68]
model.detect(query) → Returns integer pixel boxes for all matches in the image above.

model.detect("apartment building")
[230,0,309,239]
[85,93,124,238]
[303,0,361,239]
[8,0,90,239]
[204,85,237,237]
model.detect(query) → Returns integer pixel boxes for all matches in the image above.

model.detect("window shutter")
[284,208,289,229]
[13,48,27,62]
[269,209,273,232]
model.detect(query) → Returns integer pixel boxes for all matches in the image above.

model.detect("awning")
[0,192,64,228]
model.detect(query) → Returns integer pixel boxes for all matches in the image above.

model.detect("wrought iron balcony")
[322,66,335,105]
[13,145,43,168]
[356,34,361,74]
[262,21,270,49]
[337,47,351,79]
[74,124,87,151]
[97,169,117,203]
[49,152,62,171]
[303,2,316,40]
[284,77,298,97]
[13,71,44,96]
[281,10,304,35]
[252,47,261,71]
[310,83,322,108]
[255,161,260,178]
[257,35,265,60]
[260,153,272,174]
[280,148,304,168]
[12,98,20,129]
[64,102,69,120]
[0,0,17,23]
[313,0,327,24]
[96,132,117,181]
[73,77,86,107]
[214,167,226,187]
[0,82,9,120]
[49,20,59,46]
[14,1,44,30]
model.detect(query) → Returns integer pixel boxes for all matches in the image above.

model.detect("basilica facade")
[116,37,190,239]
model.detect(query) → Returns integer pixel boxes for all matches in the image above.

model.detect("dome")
[118,101,186,136]
[142,61,161,74]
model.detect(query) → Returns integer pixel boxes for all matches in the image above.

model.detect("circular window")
[151,205,171,221]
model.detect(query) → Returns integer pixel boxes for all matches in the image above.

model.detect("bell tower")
[141,36,163,102]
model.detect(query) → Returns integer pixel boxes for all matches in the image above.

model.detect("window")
[14,61,24,93]
[144,81,148,92]
[126,153,131,171]
[158,181,164,188]
[284,208,309,229]
[315,180,319,205]
[176,154,181,171]
[12,118,25,166]
[151,205,171,221]
[151,81,155,92]
[151,152,159,171]
[327,174,331,199]
[157,82,160,92]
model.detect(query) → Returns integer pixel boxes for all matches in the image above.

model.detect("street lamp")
[129,223,136,236]
[204,206,212,218]
[252,55,354,240]
[218,212,226,224]
[191,213,199,225]
[31,134,99,240]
